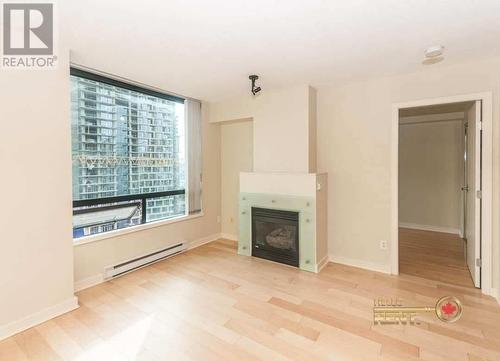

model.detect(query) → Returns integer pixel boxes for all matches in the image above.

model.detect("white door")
[465,100,481,288]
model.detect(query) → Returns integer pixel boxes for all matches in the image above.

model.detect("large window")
[71,68,202,239]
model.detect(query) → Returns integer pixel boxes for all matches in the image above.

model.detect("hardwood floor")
[399,228,474,288]
[1,239,500,361]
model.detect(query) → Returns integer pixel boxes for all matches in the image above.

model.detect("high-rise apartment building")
[70,75,186,237]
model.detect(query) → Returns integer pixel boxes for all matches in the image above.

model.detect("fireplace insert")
[251,207,299,267]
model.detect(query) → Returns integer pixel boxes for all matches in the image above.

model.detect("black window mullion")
[72,189,185,209]
[141,196,147,224]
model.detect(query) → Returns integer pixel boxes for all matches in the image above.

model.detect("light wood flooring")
[1,239,500,361]
[399,228,474,288]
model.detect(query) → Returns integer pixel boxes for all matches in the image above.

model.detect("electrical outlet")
[380,240,388,250]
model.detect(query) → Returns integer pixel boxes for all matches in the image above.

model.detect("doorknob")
[461,186,469,191]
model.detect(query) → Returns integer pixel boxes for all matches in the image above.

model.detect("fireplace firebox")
[251,207,299,267]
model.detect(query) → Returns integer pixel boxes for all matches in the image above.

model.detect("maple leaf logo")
[441,302,457,315]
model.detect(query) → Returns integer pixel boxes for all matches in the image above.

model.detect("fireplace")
[251,207,299,267]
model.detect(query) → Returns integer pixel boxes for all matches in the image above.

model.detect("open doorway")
[396,98,489,289]
[390,92,496,295]
[391,93,493,295]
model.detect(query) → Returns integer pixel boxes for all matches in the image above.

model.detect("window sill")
[73,212,204,246]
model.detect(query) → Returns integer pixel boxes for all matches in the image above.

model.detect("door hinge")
[478,121,483,131]
[476,190,482,199]
[476,258,482,267]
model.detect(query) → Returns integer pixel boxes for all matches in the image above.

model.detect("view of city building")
[71,73,186,238]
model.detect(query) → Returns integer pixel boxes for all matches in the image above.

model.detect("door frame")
[391,92,493,295]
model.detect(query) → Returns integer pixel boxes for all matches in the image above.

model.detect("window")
[71,68,202,239]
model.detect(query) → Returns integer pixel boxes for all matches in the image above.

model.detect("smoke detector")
[425,45,444,58]
[423,45,444,65]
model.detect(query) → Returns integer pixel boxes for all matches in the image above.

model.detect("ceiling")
[62,0,500,102]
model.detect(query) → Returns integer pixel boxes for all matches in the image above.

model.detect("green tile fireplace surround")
[238,192,318,272]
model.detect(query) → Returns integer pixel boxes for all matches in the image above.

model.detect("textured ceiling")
[62,0,500,101]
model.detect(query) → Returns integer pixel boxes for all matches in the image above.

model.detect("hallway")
[399,228,474,288]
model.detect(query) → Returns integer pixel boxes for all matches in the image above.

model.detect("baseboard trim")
[329,254,391,274]
[186,233,222,250]
[220,233,238,241]
[491,287,500,306]
[75,274,104,292]
[316,254,329,273]
[399,222,461,236]
[0,296,79,341]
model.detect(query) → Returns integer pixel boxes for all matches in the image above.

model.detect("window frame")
[70,67,188,239]
[70,68,185,103]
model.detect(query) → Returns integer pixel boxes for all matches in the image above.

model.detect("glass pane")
[146,194,186,222]
[254,220,298,252]
[70,76,185,201]
[73,201,142,238]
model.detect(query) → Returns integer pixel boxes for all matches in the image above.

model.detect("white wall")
[0,52,77,338]
[317,56,500,287]
[399,120,464,233]
[210,85,316,173]
[73,103,221,284]
[308,88,318,173]
[220,120,253,238]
